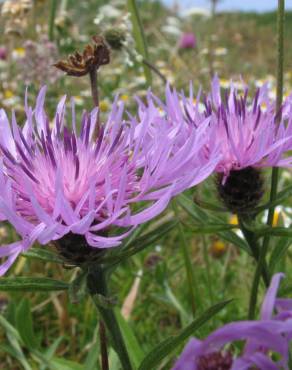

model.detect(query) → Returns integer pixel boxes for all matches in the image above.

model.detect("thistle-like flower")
[0,88,218,274]
[159,78,292,213]
[172,273,292,370]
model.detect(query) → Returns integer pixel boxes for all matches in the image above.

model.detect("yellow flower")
[120,94,129,102]
[99,100,109,112]
[210,240,227,258]
[272,210,280,227]
[229,214,238,226]
[4,90,14,99]
[13,47,25,58]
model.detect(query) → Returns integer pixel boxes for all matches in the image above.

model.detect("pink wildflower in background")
[0,46,7,61]
[178,32,196,49]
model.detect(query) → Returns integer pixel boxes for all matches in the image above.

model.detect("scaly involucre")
[172,273,292,370]
[0,87,219,274]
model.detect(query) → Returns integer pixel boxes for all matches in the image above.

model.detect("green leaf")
[84,343,100,370]
[16,299,39,350]
[91,293,118,309]
[254,226,292,237]
[0,277,69,292]
[269,237,291,273]
[177,194,208,222]
[23,247,64,264]
[164,282,190,327]
[178,194,251,254]
[138,299,232,370]
[105,220,177,267]
[50,358,84,370]
[68,270,88,304]
[0,314,32,370]
[254,184,292,214]
[115,309,144,368]
[193,196,227,213]
[127,0,152,85]
[189,224,237,233]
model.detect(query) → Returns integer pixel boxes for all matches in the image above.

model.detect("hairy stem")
[99,320,109,370]
[87,266,133,370]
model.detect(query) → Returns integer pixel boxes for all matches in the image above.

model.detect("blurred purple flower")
[178,32,196,49]
[0,46,7,61]
[0,88,219,274]
[172,273,292,370]
[18,36,60,85]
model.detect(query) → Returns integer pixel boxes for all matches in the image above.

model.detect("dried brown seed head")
[54,35,110,77]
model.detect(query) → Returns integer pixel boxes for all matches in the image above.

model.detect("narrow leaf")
[178,194,251,254]
[16,299,39,349]
[23,247,64,264]
[115,309,144,368]
[0,277,69,291]
[269,237,291,273]
[189,224,237,233]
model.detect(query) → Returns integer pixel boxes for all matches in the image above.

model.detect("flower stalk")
[49,0,58,41]
[248,0,285,320]
[87,265,133,370]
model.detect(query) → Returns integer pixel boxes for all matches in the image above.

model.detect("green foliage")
[0,277,69,292]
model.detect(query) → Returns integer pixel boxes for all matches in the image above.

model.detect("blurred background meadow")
[1,0,292,369]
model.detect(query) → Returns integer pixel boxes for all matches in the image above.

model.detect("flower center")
[197,351,233,370]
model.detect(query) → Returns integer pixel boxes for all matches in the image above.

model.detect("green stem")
[127,0,152,85]
[238,217,269,287]
[48,0,58,41]
[87,266,133,370]
[202,235,214,305]
[173,201,198,316]
[99,320,109,370]
[124,45,168,86]
[248,0,285,319]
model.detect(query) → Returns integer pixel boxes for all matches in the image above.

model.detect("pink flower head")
[178,32,196,49]
[172,273,292,370]
[0,46,7,61]
[206,76,292,179]
[164,77,292,182]
[0,87,218,275]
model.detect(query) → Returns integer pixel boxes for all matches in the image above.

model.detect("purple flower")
[0,46,7,61]
[207,77,292,179]
[172,273,292,370]
[0,88,218,275]
[161,77,292,181]
[178,32,197,49]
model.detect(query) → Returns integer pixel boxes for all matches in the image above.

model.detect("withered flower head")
[54,35,110,77]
